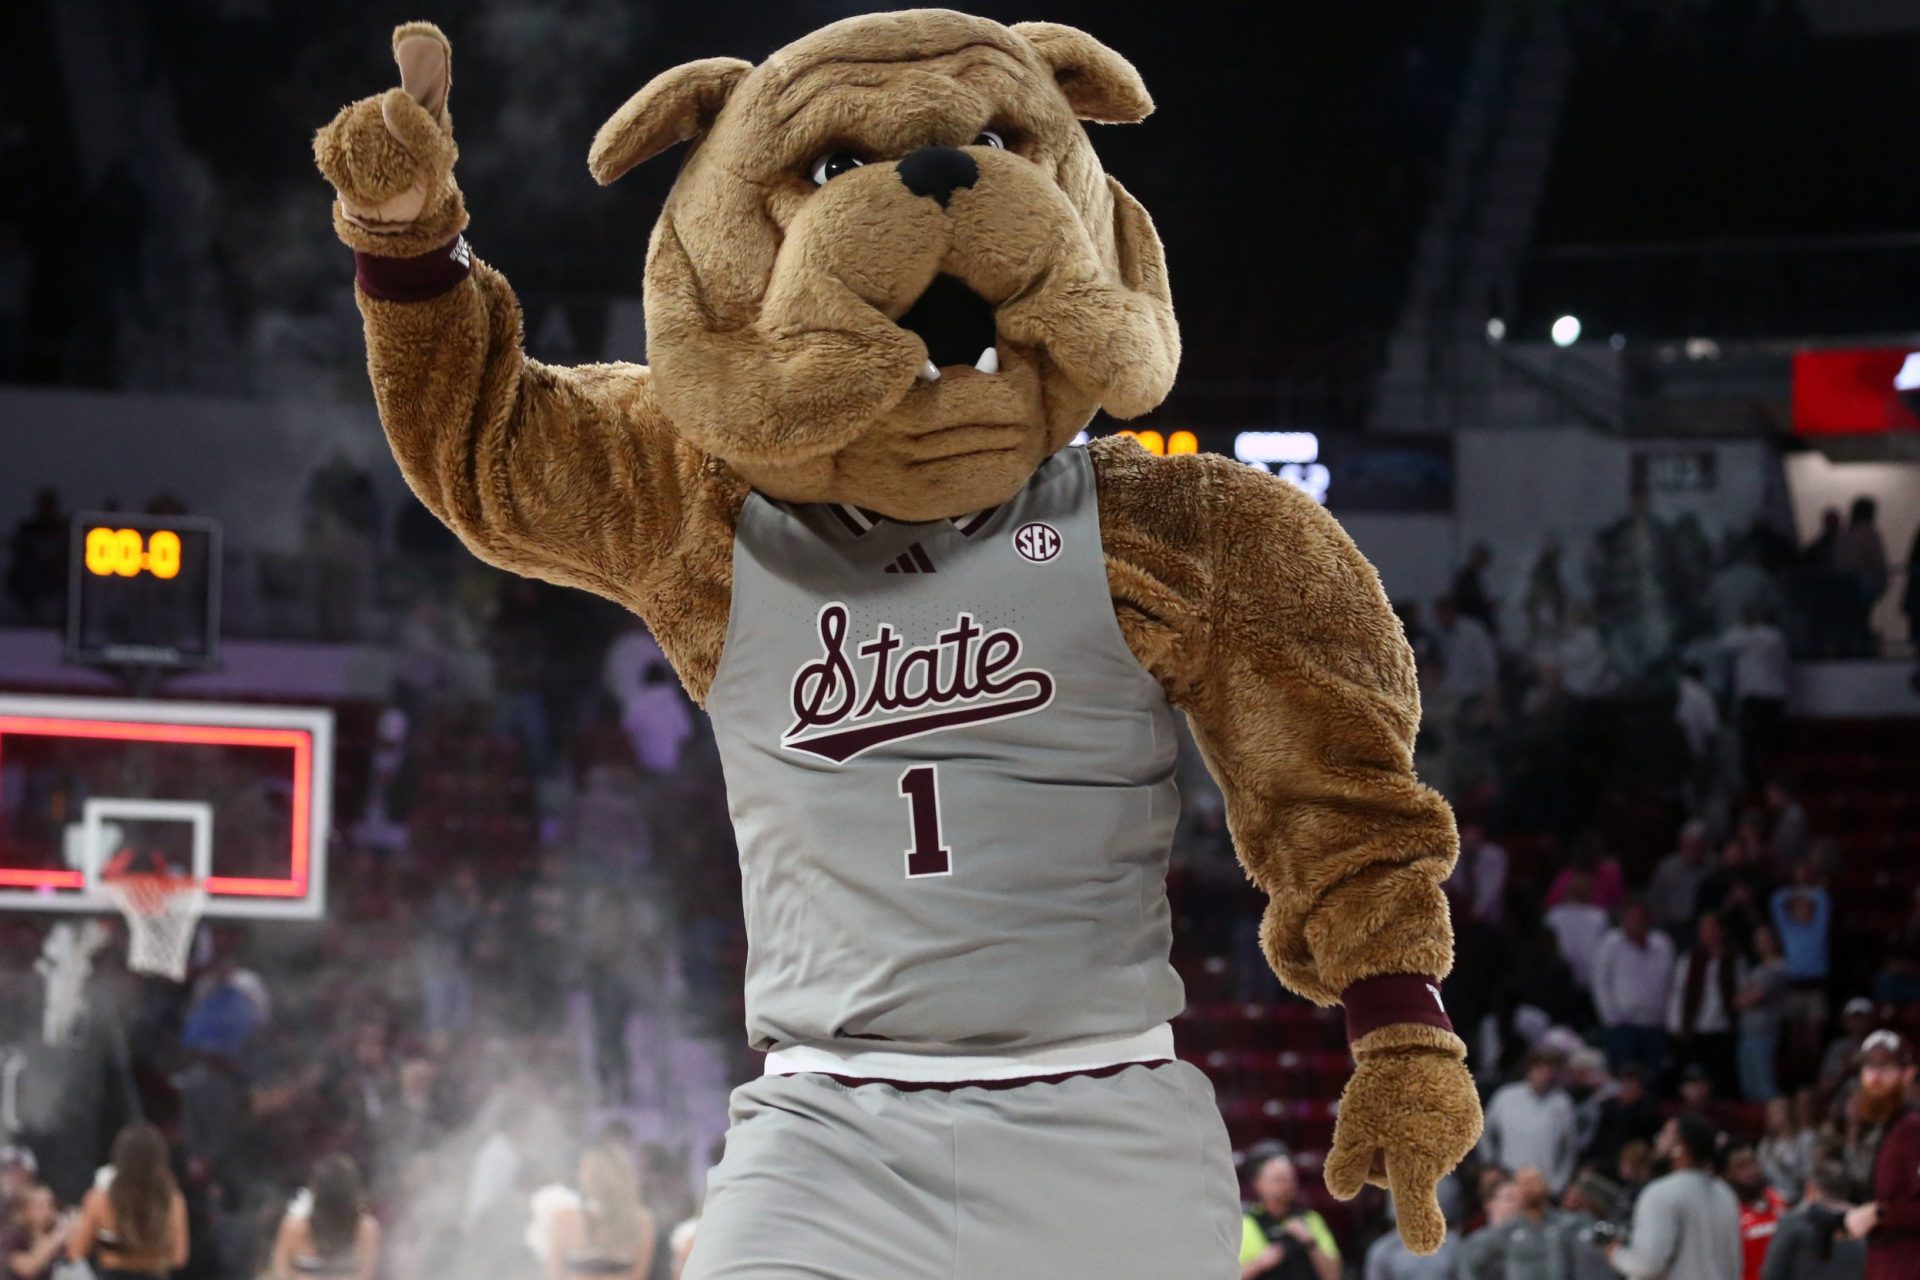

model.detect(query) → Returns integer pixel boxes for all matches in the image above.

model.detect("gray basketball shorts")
[680,1059,1241,1280]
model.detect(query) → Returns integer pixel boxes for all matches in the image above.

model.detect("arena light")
[1486,317,1506,342]
[1551,315,1582,347]
[1233,431,1320,468]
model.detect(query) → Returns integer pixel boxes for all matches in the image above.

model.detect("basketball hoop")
[102,869,205,982]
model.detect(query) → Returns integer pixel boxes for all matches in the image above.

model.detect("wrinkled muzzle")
[643,144,1178,468]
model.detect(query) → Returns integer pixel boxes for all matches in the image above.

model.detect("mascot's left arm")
[1094,436,1482,1256]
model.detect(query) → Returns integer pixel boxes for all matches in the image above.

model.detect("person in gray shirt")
[1609,1115,1742,1280]
[1761,1162,1865,1280]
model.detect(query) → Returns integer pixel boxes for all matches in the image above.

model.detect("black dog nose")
[897,147,978,208]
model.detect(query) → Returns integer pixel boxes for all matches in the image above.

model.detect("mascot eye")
[975,130,1007,149]
[809,151,866,186]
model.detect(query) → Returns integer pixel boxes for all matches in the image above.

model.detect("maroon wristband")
[354,233,473,303]
[1341,973,1453,1046]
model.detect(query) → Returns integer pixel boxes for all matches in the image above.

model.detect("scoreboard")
[65,514,221,669]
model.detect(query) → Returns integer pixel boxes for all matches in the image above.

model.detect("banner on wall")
[1792,348,1920,434]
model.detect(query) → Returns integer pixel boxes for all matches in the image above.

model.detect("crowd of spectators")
[0,520,742,1280]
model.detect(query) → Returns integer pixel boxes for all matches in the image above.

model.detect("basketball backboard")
[0,694,332,920]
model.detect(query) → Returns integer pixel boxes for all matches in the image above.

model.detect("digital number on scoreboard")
[65,514,222,669]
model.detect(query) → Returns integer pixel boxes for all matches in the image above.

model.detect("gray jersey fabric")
[1610,1169,1742,1280]
[708,447,1185,1054]
[680,1061,1241,1280]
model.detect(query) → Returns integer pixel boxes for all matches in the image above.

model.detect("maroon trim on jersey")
[809,1059,1174,1093]
[354,234,472,303]
[827,505,870,538]
[953,507,996,537]
[1341,973,1453,1045]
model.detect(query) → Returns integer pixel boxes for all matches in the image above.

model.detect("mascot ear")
[589,57,753,185]
[1010,22,1153,124]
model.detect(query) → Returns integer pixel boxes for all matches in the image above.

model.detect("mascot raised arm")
[314,12,1481,1276]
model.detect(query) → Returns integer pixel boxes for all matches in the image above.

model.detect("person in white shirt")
[1480,1052,1579,1194]
[602,625,694,774]
[1593,898,1677,1075]
[1716,606,1789,786]
[1435,595,1500,714]
[1444,821,1509,925]
[1546,871,1612,991]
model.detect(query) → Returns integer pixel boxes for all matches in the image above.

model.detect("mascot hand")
[1323,1027,1482,1256]
[312,22,465,255]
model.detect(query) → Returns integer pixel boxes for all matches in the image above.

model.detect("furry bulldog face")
[590,9,1178,520]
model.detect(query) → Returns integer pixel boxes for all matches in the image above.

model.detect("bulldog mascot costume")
[314,11,1482,1276]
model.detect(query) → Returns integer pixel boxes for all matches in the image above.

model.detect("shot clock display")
[66,514,221,669]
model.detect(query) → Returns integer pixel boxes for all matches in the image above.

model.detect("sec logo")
[1012,521,1062,564]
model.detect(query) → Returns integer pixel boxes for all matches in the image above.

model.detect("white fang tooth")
[918,360,942,383]
[974,346,1000,375]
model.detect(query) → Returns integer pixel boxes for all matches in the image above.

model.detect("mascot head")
[589,8,1177,520]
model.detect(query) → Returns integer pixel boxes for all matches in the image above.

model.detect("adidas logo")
[883,543,937,574]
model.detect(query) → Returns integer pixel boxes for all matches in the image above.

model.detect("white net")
[104,877,206,982]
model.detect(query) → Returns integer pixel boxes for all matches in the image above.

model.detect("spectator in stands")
[603,625,694,776]
[1589,1063,1663,1175]
[1649,824,1715,943]
[1770,866,1830,992]
[1454,542,1499,635]
[1772,865,1831,1070]
[540,1140,659,1280]
[66,1123,189,1278]
[1605,1113,1741,1280]
[1725,1143,1787,1280]
[1557,1171,1625,1280]
[1757,1097,1815,1208]
[1761,1160,1865,1280]
[1593,899,1677,1075]
[270,1155,379,1280]
[1762,781,1810,871]
[1735,924,1788,1103]
[1717,605,1790,787]
[1483,1052,1580,1194]
[1669,913,1743,1099]
[1445,820,1509,925]
[0,1146,36,1217]
[1361,1202,1457,1280]
[5,1184,73,1280]
[1842,1030,1918,1278]
[1238,1154,1339,1280]
[1903,523,1920,666]
[1548,833,1628,914]
[1525,534,1569,651]
[3,489,67,627]
[1695,837,1771,953]
[1870,888,1920,1006]
[1458,1165,1563,1280]
[1832,498,1888,659]
[1674,663,1724,813]
[1819,1000,1878,1095]
[1799,510,1848,661]
[1455,1177,1525,1279]
[1435,594,1501,719]
[1556,604,1619,702]
[1549,870,1614,992]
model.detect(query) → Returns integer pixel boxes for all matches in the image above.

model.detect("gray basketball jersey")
[707,446,1185,1053]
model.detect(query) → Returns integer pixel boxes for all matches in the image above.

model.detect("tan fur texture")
[313,11,1477,1252]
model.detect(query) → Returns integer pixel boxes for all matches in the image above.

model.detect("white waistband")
[761,1022,1176,1083]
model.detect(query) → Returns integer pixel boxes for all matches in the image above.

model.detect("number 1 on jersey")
[898,765,953,878]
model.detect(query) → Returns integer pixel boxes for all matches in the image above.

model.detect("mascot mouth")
[897,274,1001,381]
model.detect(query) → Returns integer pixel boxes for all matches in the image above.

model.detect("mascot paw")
[1323,1024,1482,1256]
[312,22,465,256]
